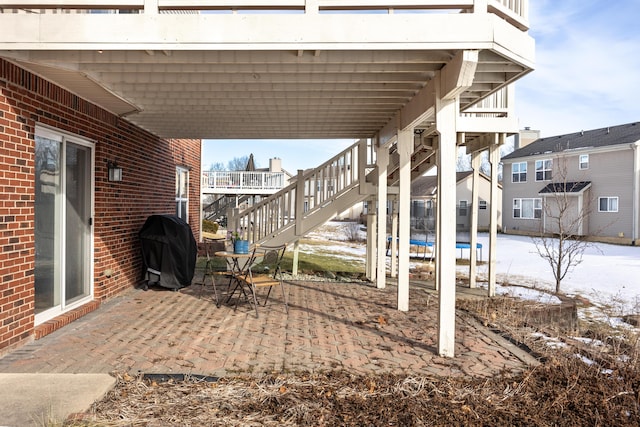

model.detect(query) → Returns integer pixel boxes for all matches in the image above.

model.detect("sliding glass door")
[34,127,93,323]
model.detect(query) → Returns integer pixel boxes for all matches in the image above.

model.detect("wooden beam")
[465,131,505,154]
[440,50,478,100]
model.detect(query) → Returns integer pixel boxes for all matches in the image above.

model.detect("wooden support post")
[434,147,440,292]
[295,169,305,237]
[366,209,377,281]
[487,134,502,297]
[292,240,300,277]
[358,139,368,195]
[469,151,480,288]
[376,145,390,289]
[397,128,412,312]
[436,85,457,358]
[390,198,398,278]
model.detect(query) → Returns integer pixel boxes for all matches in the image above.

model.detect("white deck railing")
[0,0,529,29]
[461,86,512,118]
[202,171,286,195]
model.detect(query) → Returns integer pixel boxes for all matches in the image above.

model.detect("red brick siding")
[0,59,201,352]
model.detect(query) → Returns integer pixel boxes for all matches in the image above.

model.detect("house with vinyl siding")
[501,122,640,244]
[410,171,502,233]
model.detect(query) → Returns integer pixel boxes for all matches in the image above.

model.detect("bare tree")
[532,157,595,294]
[207,161,225,171]
[342,221,363,242]
[228,156,250,171]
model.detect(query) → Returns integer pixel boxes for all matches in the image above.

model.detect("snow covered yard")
[305,221,640,325]
[467,233,640,322]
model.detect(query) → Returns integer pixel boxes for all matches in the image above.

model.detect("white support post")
[305,0,318,14]
[632,143,640,242]
[473,0,488,13]
[358,139,368,195]
[397,128,412,312]
[390,198,398,278]
[376,145,390,289]
[435,87,458,358]
[295,169,305,237]
[366,209,377,281]
[144,0,159,14]
[292,240,300,276]
[488,135,501,297]
[230,207,240,236]
[469,151,480,288]
[434,148,440,291]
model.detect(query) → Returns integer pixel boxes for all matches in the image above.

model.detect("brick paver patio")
[0,279,537,378]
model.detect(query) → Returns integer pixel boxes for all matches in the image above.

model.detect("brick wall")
[0,59,201,352]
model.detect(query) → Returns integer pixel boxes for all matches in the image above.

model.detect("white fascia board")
[0,13,533,52]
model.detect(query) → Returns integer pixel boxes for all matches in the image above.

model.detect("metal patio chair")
[237,243,288,318]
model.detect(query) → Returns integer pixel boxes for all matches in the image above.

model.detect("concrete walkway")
[0,279,537,425]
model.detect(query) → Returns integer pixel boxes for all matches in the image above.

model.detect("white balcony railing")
[0,0,529,29]
[461,86,512,118]
[202,171,286,195]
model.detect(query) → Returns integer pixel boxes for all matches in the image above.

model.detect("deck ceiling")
[0,12,534,140]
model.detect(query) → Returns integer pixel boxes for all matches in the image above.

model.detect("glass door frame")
[34,124,95,325]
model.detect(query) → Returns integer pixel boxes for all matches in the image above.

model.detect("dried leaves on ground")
[68,357,640,427]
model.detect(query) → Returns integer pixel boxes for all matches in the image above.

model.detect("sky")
[202,0,640,172]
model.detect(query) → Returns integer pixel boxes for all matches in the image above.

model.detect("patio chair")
[238,243,288,318]
[197,238,231,306]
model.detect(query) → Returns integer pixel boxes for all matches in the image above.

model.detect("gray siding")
[586,149,635,238]
[502,146,636,238]
[502,159,544,233]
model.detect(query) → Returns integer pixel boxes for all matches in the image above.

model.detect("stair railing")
[229,139,375,244]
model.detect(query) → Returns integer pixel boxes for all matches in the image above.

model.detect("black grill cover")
[139,214,197,289]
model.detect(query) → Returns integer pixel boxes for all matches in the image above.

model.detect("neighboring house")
[501,122,640,244]
[0,60,201,352]
[410,171,502,233]
[201,156,293,223]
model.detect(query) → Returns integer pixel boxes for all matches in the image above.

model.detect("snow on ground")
[466,233,640,316]
[306,221,640,319]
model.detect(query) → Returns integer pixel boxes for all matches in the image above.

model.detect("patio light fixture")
[107,160,122,182]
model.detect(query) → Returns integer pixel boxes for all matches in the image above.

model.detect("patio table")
[214,248,258,309]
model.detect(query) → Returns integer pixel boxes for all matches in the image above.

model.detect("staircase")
[203,195,250,222]
[228,135,438,247]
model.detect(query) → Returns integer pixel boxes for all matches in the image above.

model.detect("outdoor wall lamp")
[107,160,122,182]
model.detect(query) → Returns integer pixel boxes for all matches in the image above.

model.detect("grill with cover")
[139,214,197,290]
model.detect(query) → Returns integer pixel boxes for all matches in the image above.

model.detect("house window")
[478,200,487,210]
[176,166,189,222]
[535,159,552,181]
[579,154,589,170]
[512,162,527,182]
[599,197,618,212]
[459,200,468,216]
[513,198,542,219]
